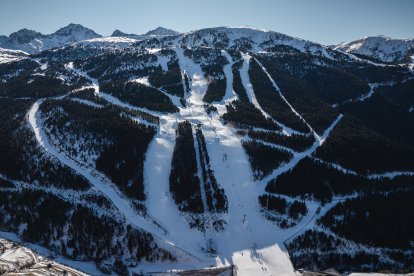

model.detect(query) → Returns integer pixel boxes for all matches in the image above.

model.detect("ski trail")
[312,157,414,179]
[258,115,343,191]
[27,100,203,261]
[253,57,321,140]
[65,62,99,94]
[240,53,300,136]
[174,46,303,275]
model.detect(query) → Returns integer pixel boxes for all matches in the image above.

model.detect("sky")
[0,0,413,45]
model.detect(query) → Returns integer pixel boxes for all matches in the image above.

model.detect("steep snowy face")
[334,36,414,63]
[167,26,333,57]
[52,23,101,41]
[0,24,101,53]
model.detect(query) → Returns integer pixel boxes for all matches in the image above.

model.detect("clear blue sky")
[0,0,413,45]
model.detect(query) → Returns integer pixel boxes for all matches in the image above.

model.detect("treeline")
[266,157,414,203]
[231,60,249,102]
[101,79,179,113]
[169,121,204,213]
[148,51,185,98]
[68,88,107,105]
[0,189,175,274]
[222,100,281,131]
[195,127,228,213]
[247,130,314,152]
[255,54,339,134]
[248,58,310,133]
[40,99,156,200]
[242,140,293,180]
[0,98,90,191]
[319,190,414,250]
[286,229,413,273]
[0,74,71,98]
[314,115,414,174]
[76,51,158,83]
[340,88,414,147]
[259,194,307,222]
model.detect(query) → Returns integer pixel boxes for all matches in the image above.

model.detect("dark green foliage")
[231,60,249,102]
[222,100,281,131]
[259,194,307,220]
[286,230,412,273]
[0,178,14,188]
[242,140,293,180]
[195,127,228,213]
[258,194,286,214]
[0,75,71,98]
[248,58,309,133]
[288,201,307,220]
[319,191,414,250]
[0,98,90,190]
[247,130,314,152]
[169,121,204,213]
[204,104,218,115]
[68,88,107,105]
[340,87,414,147]
[315,116,414,174]
[266,157,414,203]
[148,59,184,98]
[0,189,174,263]
[255,55,339,134]
[101,80,179,113]
[378,79,414,110]
[40,99,156,200]
[203,77,226,103]
[76,51,158,82]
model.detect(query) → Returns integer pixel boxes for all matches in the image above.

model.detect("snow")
[141,47,345,275]
[0,48,27,64]
[239,53,301,136]
[27,99,200,263]
[18,47,350,275]
[0,24,101,53]
[334,36,414,63]
[77,36,138,48]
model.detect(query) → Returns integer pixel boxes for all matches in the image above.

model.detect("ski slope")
[24,50,347,275]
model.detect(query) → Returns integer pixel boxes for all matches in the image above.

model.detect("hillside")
[0,25,413,275]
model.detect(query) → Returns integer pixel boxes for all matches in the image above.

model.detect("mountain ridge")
[1,23,413,65]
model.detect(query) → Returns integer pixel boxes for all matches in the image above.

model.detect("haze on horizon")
[0,0,413,45]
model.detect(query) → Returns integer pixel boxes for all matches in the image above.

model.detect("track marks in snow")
[253,57,321,140]
[239,53,300,136]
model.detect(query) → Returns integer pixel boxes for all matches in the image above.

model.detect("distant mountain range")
[1,23,413,64]
[0,24,180,53]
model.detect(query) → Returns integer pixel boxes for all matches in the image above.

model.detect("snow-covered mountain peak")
[53,23,101,40]
[176,26,332,58]
[8,28,43,44]
[334,35,414,63]
[0,23,101,53]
